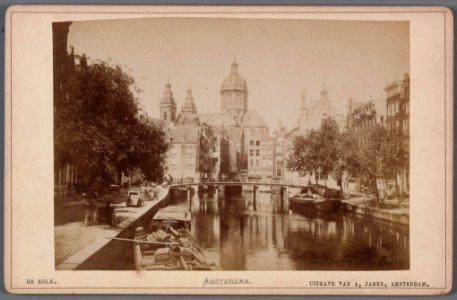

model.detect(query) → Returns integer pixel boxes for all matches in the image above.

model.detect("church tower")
[176,85,199,126]
[299,89,309,130]
[160,80,177,124]
[182,85,197,115]
[220,57,249,121]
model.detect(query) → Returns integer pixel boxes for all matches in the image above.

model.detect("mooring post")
[253,185,258,210]
[187,186,192,210]
[280,186,285,212]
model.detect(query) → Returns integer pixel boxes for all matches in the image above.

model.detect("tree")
[358,124,388,202]
[55,60,168,193]
[380,128,409,203]
[286,129,320,184]
[315,117,340,186]
[332,128,362,192]
[286,117,340,186]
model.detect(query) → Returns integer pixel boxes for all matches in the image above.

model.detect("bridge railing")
[168,176,312,187]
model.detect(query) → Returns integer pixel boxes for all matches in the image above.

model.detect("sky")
[67,17,409,129]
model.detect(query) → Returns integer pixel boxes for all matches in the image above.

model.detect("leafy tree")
[315,117,340,186]
[332,128,362,192]
[286,117,339,186]
[380,128,409,203]
[55,60,167,193]
[358,124,388,202]
[286,129,320,184]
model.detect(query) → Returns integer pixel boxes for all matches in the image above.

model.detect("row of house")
[281,73,410,193]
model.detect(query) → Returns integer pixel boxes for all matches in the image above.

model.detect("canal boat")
[131,206,219,270]
[133,239,219,270]
[289,186,343,213]
[150,206,192,231]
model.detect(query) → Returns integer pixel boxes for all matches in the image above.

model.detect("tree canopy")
[55,60,168,192]
[287,117,340,185]
[286,116,408,200]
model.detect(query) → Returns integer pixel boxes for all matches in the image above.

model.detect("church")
[159,58,270,180]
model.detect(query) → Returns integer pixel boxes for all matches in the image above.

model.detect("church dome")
[221,58,248,92]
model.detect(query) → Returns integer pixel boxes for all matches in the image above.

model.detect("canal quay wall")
[57,187,171,270]
[342,198,409,226]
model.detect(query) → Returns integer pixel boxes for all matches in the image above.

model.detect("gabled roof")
[169,126,199,143]
[241,110,268,128]
[198,112,238,127]
[147,117,167,130]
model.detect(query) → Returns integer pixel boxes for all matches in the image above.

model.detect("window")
[250,141,254,146]
[255,150,260,156]
[250,149,254,156]
[256,140,260,146]
[404,119,409,134]
[163,111,167,120]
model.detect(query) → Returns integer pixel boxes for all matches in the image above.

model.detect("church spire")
[231,55,238,72]
[160,80,177,123]
[181,84,197,114]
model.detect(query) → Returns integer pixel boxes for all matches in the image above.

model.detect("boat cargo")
[133,206,219,271]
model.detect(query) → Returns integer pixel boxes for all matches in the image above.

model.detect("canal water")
[168,188,409,271]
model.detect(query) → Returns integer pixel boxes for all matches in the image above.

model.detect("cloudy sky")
[67,17,409,129]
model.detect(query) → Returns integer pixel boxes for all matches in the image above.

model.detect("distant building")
[220,58,248,122]
[273,133,286,179]
[198,59,269,175]
[385,73,410,192]
[160,80,177,124]
[167,126,200,181]
[225,127,245,174]
[247,133,265,176]
[299,87,337,133]
[158,59,271,180]
[176,86,199,126]
[348,98,386,130]
[385,73,410,148]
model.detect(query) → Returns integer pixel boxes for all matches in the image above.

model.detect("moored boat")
[132,206,219,271]
[289,186,343,214]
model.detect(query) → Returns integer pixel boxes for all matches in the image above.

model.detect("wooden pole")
[253,185,257,211]
[280,186,285,212]
[187,186,192,210]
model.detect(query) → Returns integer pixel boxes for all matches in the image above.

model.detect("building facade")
[299,87,337,133]
[167,126,200,181]
[384,73,410,192]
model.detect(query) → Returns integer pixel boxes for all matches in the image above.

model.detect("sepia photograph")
[53,17,410,271]
[4,5,452,295]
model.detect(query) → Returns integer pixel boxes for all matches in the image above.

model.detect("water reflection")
[171,188,409,271]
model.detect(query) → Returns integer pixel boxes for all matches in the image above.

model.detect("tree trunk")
[394,172,402,204]
[314,171,319,185]
[372,175,380,203]
[338,177,343,192]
